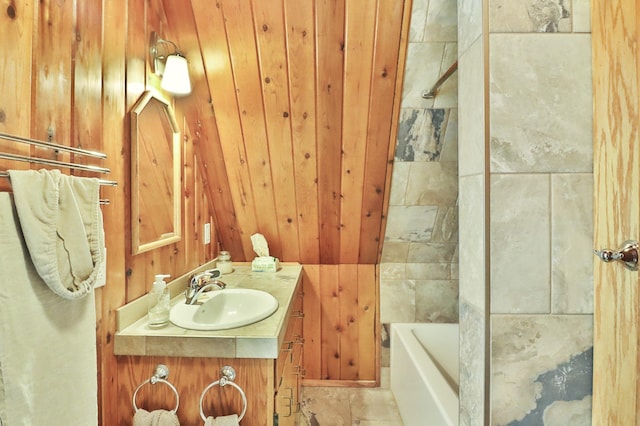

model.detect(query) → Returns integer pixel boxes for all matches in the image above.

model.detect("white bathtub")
[390,323,459,426]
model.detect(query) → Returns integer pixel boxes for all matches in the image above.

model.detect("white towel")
[205,414,239,426]
[7,169,104,299]
[133,408,181,426]
[0,192,98,424]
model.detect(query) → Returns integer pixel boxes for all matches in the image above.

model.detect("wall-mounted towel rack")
[0,131,117,203]
[0,151,111,174]
[132,364,180,414]
[199,365,247,422]
[0,171,117,186]
[422,61,458,99]
[0,131,107,159]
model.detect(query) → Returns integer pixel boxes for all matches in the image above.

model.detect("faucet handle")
[189,269,222,287]
[204,268,222,279]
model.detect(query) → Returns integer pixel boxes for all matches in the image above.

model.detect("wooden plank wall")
[124,0,217,303]
[302,264,379,382]
[0,0,215,423]
[0,0,411,423]
[189,0,408,266]
[187,1,410,386]
[117,356,274,425]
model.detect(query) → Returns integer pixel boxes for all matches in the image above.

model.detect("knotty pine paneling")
[116,356,274,426]
[161,0,247,262]
[315,0,345,265]
[222,1,283,257]
[190,0,261,262]
[100,1,128,423]
[340,2,377,264]
[359,0,410,264]
[33,0,73,164]
[0,1,216,424]
[253,0,302,262]
[302,264,379,383]
[189,0,409,265]
[0,0,33,189]
[124,0,216,303]
[284,0,321,265]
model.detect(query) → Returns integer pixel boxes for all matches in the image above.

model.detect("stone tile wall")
[458,1,594,424]
[487,1,594,425]
[381,0,459,367]
[386,1,594,424]
[457,0,486,423]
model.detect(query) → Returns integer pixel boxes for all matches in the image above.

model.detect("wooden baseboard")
[301,379,378,388]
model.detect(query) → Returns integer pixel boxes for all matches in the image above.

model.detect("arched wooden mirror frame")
[130,90,182,255]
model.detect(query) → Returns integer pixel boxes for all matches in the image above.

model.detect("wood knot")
[6,4,16,19]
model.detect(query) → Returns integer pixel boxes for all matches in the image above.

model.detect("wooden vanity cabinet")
[275,288,304,425]
[115,290,304,426]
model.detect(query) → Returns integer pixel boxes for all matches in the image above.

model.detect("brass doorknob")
[594,240,638,271]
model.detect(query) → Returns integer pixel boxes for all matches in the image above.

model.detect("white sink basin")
[169,288,279,331]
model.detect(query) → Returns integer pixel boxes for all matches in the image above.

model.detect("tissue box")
[251,256,280,272]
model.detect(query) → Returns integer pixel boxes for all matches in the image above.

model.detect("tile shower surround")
[381,0,459,333]
[457,0,594,424]
[381,0,593,424]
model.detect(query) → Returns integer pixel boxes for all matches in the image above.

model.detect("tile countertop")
[114,262,303,359]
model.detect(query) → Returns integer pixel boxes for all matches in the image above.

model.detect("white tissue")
[251,233,270,257]
[250,233,280,272]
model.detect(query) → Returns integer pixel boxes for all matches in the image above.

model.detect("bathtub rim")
[390,322,459,426]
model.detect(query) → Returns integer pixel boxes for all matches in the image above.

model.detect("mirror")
[130,90,181,254]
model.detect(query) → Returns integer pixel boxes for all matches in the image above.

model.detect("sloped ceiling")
[163,0,408,264]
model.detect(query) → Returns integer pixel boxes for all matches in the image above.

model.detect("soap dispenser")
[148,274,171,328]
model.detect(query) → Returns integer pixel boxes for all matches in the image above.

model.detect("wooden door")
[592,0,640,424]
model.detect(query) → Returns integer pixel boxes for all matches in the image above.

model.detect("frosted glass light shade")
[161,54,191,96]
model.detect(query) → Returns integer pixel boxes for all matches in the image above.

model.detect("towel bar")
[0,152,110,174]
[199,366,247,422]
[132,364,180,414]
[0,131,118,194]
[0,131,107,159]
[0,171,115,205]
[0,171,116,186]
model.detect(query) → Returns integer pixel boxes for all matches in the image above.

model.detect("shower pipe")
[422,61,458,99]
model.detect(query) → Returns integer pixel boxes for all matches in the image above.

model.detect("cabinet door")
[275,289,304,425]
[275,346,302,426]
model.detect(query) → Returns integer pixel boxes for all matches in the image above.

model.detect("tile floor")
[299,368,404,426]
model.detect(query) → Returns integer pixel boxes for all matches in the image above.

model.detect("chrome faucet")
[187,281,226,305]
[185,269,225,304]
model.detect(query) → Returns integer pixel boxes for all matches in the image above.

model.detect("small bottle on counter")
[148,274,171,328]
[217,250,233,274]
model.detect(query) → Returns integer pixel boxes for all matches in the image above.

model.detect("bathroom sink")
[169,288,279,331]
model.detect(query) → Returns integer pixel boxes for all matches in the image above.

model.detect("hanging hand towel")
[133,408,181,426]
[8,169,104,299]
[205,414,239,426]
[0,193,98,424]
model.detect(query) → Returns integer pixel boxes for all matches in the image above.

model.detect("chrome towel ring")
[132,364,180,414]
[199,366,247,422]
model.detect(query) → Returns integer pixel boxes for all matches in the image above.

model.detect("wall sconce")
[149,31,192,96]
